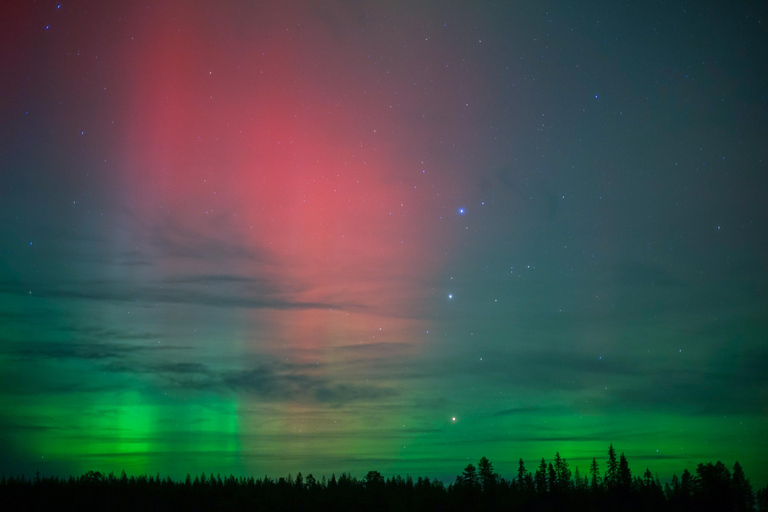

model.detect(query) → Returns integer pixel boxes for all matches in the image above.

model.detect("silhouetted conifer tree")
[605,444,618,489]
[731,461,754,512]
[590,457,601,490]
[618,453,632,490]
[464,464,478,485]
[477,456,497,491]
[643,468,654,488]
[554,452,571,491]
[548,462,557,494]
[681,468,694,498]
[516,458,528,490]
[534,458,548,495]
[696,461,733,512]
[756,482,768,512]
[365,471,384,489]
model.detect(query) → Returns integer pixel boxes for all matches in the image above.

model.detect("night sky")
[2,0,767,484]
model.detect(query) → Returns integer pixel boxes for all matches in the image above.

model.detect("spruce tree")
[554,452,571,490]
[517,458,528,491]
[478,456,497,490]
[618,453,632,490]
[605,444,618,489]
[548,463,557,494]
[534,458,548,495]
[590,457,601,490]
[731,461,754,512]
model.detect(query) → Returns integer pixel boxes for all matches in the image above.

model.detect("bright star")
[448,294,453,299]
[457,207,465,215]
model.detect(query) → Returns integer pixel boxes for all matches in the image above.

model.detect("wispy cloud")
[0,340,184,361]
[0,276,350,311]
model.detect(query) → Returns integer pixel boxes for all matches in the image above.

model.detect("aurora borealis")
[1,0,767,485]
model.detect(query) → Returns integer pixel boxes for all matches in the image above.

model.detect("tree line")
[1,445,766,511]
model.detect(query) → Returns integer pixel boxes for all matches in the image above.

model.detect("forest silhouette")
[2,445,766,511]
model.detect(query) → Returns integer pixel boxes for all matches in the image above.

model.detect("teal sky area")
[1,0,767,485]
